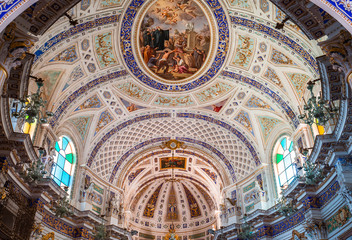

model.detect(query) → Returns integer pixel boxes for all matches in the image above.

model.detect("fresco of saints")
[139,0,211,81]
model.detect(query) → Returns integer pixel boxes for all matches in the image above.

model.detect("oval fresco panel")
[120,0,229,92]
[138,0,212,82]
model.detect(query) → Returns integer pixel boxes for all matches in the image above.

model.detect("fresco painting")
[139,0,211,81]
[160,157,187,169]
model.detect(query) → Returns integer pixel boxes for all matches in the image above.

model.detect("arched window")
[274,136,296,188]
[51,136,76,188]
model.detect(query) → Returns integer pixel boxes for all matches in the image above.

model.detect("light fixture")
[12,76,54,124]
[63,13,78,26]
[302,160,324,185]
[276,196,297,217]
[275,16,290,30]
[298,79,338,126]
[50,187,73,218]
[21,147,47,184]
[237,214,255,240]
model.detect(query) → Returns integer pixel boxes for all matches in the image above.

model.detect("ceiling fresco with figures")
[27,0,323,233]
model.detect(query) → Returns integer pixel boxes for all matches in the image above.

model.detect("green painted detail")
[243,182,255,193]
[245,203,255,212]
[66,153,73,164]
[326,205,351,233]
[92,204,101,214]
[93,183,104,194]
[276,154,283,163]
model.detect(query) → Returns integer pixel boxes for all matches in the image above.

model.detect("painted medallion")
[138,0,211,81]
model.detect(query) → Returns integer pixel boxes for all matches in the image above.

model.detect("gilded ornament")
[41,232,55,240]
[160,139,186,150]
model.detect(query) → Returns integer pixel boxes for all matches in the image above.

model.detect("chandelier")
[298,80,338,126]
[12,76,54,124]
[21,147,47,184]
[237,215,255,240]
[276,196,297,217]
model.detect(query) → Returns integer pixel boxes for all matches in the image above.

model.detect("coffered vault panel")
[89,115,259,183]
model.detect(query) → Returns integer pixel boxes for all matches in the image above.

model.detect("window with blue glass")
[274,137,296,187]
[51,136,76,188]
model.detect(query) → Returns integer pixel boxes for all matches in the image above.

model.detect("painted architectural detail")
[120,97,146,112]
[115,82,153,102]
[37,70,63,98]
[233,35,255,69]
[270,48,296,66]
[285,73,311,99]
[95,110,114,135]
[243,181,255,193]
[75,95,103,112]
[63,65,85,91]
[100,0,122,8]
[259,42,267,52]
[230,0,252,10]
[131,185,149,212]
[128,168,145,184]
[263,67,283,88]
[194,185,214,209]
[166,184,178,221]
[326,205,351,233]
[81,39,90,51]
[324,0,352,24]
[260,0,269,13]
[245,95,273,111]
[154,95,194,107]
[234,110,254,135]
[201,168,217,184]
[81,0,91,11]
[182,184,201,218]
[230,16,318,73]
[258,116,282,142]
[143,183,163,218]
[95,32,117,68]
[195,82,233,103]
[49,45,78,63]
[244,189,260,204]
[69,116,92,140]
[34,15,120,62]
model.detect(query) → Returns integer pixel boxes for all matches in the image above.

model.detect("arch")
[87,112,260,171]
[108,137,236,183]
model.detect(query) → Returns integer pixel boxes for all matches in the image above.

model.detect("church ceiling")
[120,151,220,233]
[29,0,322,188]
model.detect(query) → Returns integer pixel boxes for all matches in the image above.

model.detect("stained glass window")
[51,136,76,188]
[275,137,296,187]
